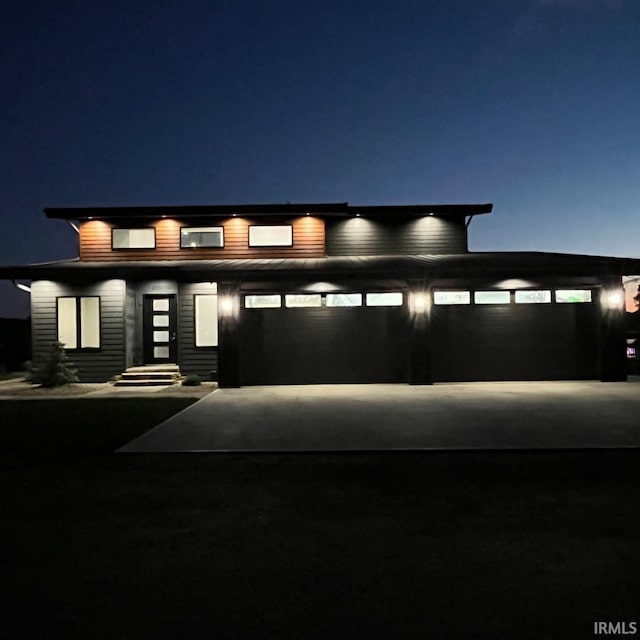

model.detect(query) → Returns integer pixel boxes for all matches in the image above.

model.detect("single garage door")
[239,292,408,385]
[431,288,601,381]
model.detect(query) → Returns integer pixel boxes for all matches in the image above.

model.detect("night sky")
[2,0,639,317]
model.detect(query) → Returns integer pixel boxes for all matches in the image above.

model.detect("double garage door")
[430,300,601,381]
[238,290,602,385]
[239,293,408,385]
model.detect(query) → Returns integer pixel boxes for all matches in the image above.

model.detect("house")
[0,202,636,386]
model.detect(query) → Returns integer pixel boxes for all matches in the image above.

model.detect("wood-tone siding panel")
[79,216,325,261]
[177,283,218,379]
[30,279,126,382]
[326,217,467,255]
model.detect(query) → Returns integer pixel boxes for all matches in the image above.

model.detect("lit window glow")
[180,227,224,248]
[285,294,322,308]
[245,294,282,309]
[515,290,551,304]
[366,292,403,307]
[434,291,471,305]
[112,228,155,249]
[556,289,592,303]
[195,295,218,346]
[326,293,362,307]
[57,296,100,349]
[474,291,510,305]
[249,226,293,247]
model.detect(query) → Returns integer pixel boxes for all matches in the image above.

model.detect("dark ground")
[1,399,639,639]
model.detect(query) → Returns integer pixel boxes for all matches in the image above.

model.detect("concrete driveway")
[119,379,640,452]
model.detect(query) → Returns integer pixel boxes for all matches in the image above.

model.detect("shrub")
[30,341,79,387]
[182,374,202,386]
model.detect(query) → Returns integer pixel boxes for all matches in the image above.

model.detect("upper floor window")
[112,228,155,250]
[249,225,293,247]
[57,296,100,349]
[181,227,224,249]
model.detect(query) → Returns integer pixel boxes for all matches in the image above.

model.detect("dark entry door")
[143,295,178,364]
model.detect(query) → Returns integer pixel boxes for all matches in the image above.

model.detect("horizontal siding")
[177,283,218,380]
[31,279,126,382]
[80,216,325,261]
[326,217,466,255]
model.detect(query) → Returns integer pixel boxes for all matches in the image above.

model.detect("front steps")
[114,364,181,387]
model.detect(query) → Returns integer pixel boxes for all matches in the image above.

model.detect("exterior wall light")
[220,296,234,314]
[12,280,31,293]
[604,289,624,310]
[412,292,428,313]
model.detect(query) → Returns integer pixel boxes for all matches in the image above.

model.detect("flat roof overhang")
[1,252,638,284]
[43,202,493,220]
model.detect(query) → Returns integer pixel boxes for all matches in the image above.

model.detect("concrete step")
[119,372,181,381]
[114,364,182,386]
[114,378,176,387]
[125,364,180,374]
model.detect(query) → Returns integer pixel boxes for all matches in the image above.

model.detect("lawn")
[0,397,197,459]
[1,399,639,639]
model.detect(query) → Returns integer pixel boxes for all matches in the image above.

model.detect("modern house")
[0,202,637,386]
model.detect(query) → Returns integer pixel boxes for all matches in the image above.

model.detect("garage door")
[431,288,601,381]
[239,292,408,385]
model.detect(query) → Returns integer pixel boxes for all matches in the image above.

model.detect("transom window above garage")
[366,292,403,306]
[555,289,592,303]
[433,291,471,305]
[245,294,282,308]
[474,291,510,304]
[285,294,322,308]
[515,290,552,304]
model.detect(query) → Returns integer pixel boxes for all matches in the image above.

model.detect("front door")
[143,295,178,364]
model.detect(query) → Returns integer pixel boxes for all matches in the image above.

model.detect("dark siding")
[240,305,408,384]
[326,216,466,256]
[31,279,126,382]
[178,283,218,380]
[431,302,601,381]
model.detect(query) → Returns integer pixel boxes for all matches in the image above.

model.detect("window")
[474,291,510,305]
[244,294,282,309]
[555,289,592,303]
[515,290,552,304]
[285,294,322,308]
[248,225,293,247]
[195,295,218,347]
[434,291,471,305]
[57,297,100,349]
[366,292,403,307]
[112,228,155,249]
[181,227,224,248]
[326,293,363,307]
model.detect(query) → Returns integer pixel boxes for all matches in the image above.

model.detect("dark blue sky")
[2,0,639,316]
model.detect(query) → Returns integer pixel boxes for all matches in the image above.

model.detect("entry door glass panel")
[144,295,177,363]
